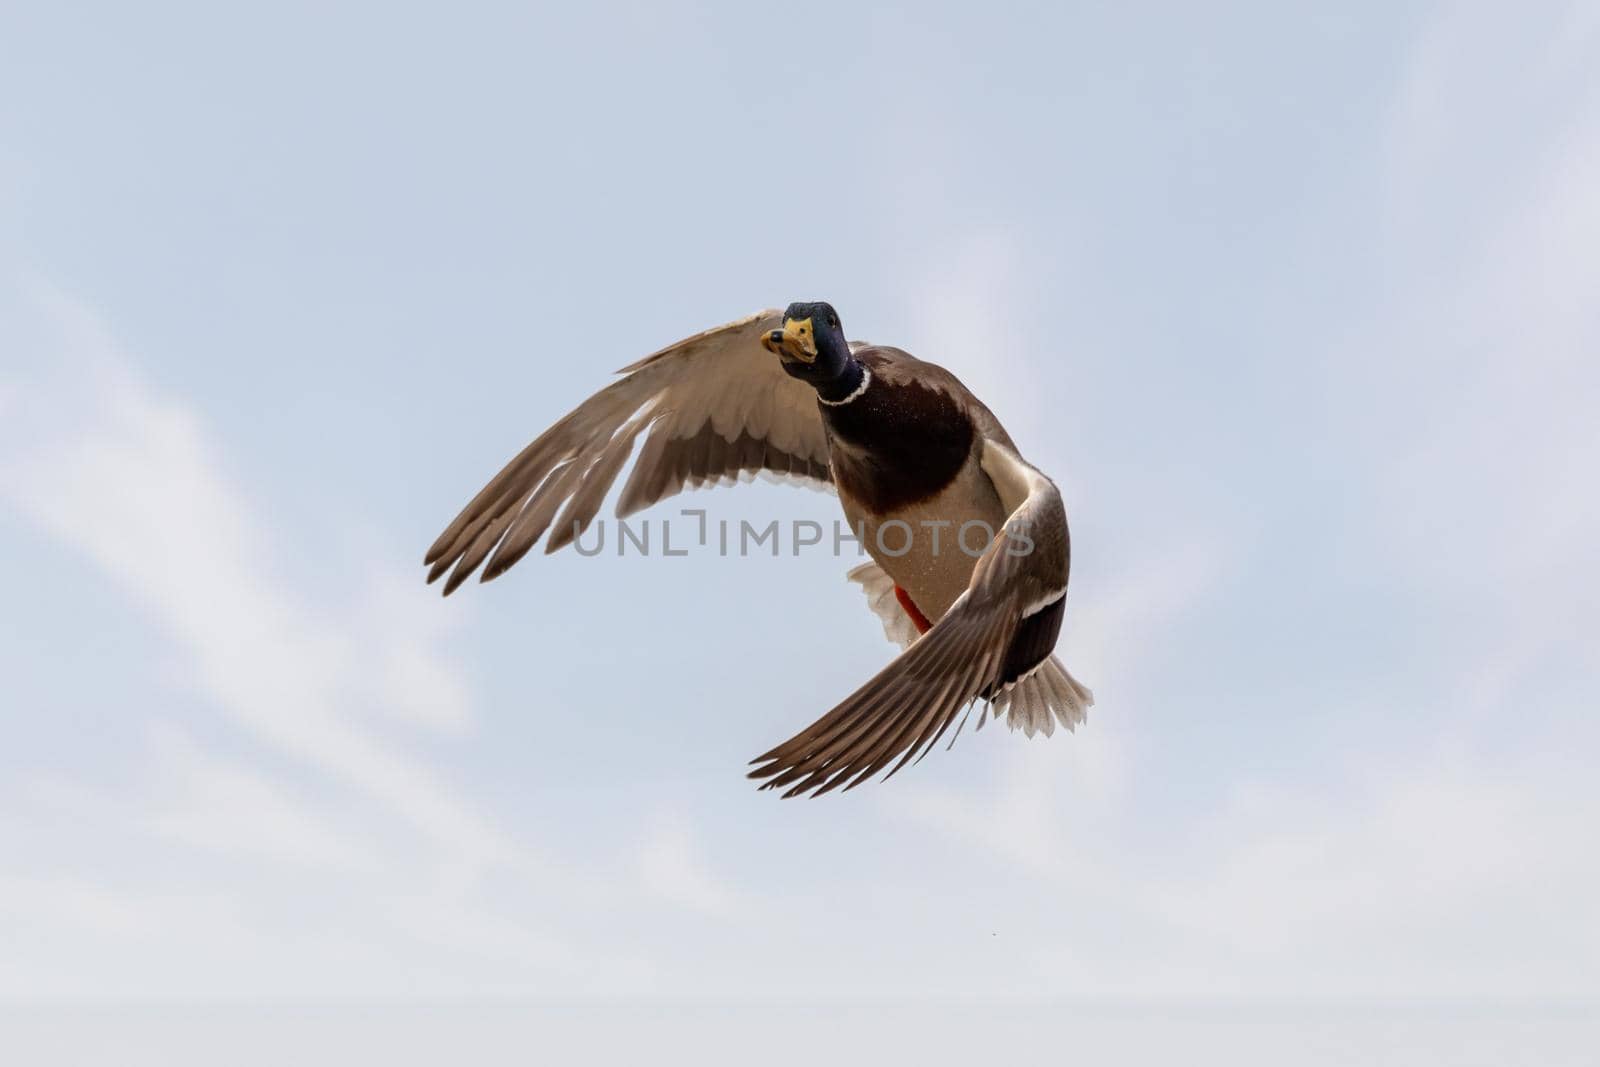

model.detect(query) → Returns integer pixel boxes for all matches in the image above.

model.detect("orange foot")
[893,585,933,635]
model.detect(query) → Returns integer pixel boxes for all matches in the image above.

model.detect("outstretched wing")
[425,310,831,594]
[748,439,1071,798]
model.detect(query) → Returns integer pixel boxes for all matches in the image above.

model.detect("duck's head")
[761,301,855,393]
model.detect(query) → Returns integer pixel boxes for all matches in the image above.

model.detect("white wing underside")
[845,560,925,651]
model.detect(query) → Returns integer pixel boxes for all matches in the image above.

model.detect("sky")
[2,1,1598,1061]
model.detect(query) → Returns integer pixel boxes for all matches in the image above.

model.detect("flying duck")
[424,303,1093,797]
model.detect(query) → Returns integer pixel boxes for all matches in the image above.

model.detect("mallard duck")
[424,303,1092,797]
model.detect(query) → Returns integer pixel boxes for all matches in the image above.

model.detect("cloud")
[1,281,505,866]
[140,724,382,872]
[0,874,147,941]
[1149,747,1600,998]
[0,280,649,997]
[636,811,742,916]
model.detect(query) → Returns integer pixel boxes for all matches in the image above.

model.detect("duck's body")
[425,304,1092,797]
[825,346,1009,623]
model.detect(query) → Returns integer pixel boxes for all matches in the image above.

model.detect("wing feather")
[748,439,1071,797]
[426,310,832,593]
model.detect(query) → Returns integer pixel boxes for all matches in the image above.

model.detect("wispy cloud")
[636,810,742,916]
[2,282,507,865]
[138,724,382,873]
[1149,746,1600,998]
[0,281,653,997]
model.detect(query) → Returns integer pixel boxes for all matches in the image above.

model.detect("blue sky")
[2,0,1598,1055]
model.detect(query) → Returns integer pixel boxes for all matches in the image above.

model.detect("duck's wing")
[748,438,1073,798]
[425,310,830,594]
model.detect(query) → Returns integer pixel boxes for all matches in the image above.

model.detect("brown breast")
[822,366,976,515]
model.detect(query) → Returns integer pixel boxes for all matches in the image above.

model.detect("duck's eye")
[827,315,837,327]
